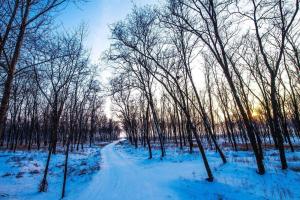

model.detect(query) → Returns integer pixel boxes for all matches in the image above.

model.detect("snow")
[78,140,300,200]
[0,145,102,199]
[1,141,300,200]
[77,140,179,200]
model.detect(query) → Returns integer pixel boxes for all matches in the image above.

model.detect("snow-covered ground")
[0,145,103,200]
[78,141,300,200]
[1,141,300,200]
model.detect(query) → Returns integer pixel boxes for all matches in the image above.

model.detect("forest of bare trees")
[1,0,300,198]
[107,0,300,181]
[0,0,118,197]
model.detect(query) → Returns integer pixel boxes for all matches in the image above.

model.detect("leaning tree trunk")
[0,2,30,141]
[270,78,288,169]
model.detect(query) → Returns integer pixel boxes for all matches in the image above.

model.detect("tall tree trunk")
[0,1,30,140]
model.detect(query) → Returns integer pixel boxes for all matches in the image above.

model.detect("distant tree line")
[106,0,300,181]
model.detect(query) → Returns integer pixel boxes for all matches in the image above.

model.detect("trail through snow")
[76,140,179,200]
[1,140,300,199]
[74,140,300,200]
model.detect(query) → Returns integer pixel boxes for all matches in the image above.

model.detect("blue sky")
[56,0,157,117]
[56,0,155,63]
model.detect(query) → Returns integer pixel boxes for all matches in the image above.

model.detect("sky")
[57,0,156,63]
[56,0,157,118]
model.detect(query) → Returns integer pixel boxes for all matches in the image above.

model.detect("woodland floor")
[0,144,104,200]
[1,140,300,200]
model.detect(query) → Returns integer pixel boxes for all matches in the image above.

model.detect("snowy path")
[76,140,179,200]
[72,140,300,200]
[2,140,300,200]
